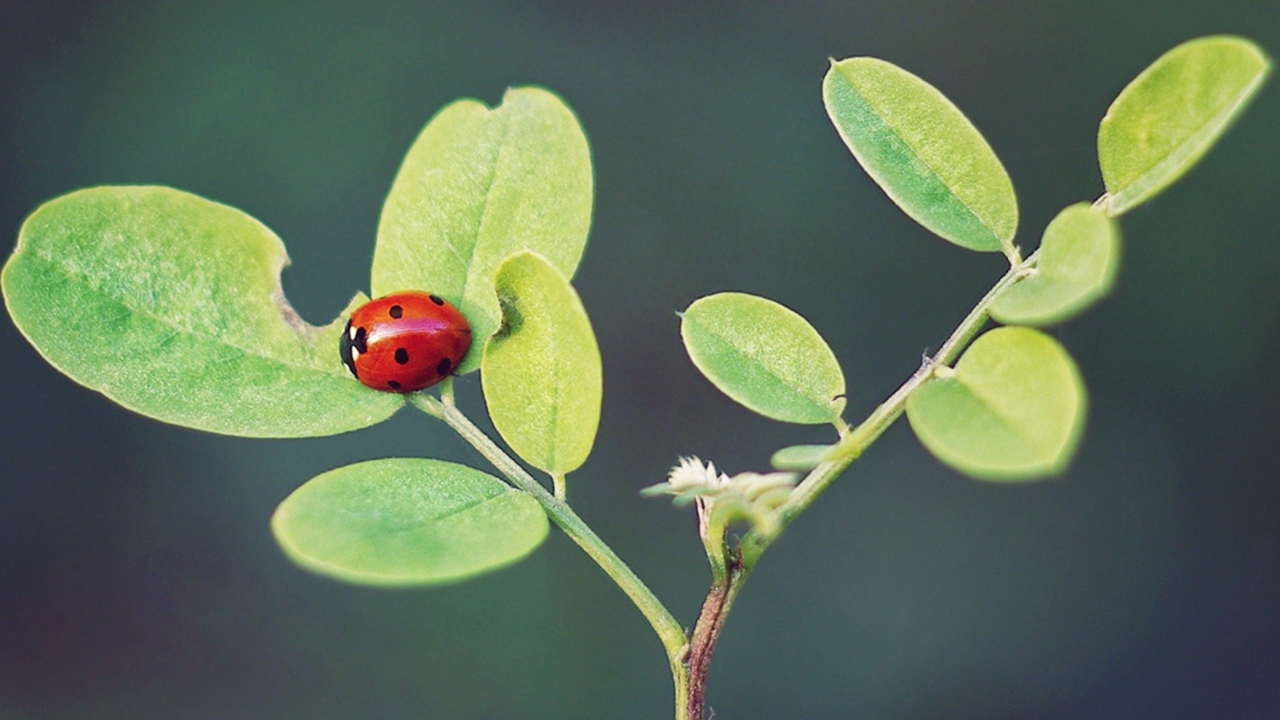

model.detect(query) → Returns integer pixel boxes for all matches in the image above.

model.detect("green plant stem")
[413,394,692,719]
[700,512,730,584]
[741,250,1037,567]
[699,251,1036,710]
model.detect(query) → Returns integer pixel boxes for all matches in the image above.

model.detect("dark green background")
[2,2,1277,718]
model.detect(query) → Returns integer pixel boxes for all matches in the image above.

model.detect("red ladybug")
[339,291,472,393]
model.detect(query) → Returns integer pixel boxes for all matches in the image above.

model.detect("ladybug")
[339,291,472,393]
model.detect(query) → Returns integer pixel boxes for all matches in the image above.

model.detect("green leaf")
[481,251,601,476]
[1099,36,1271,216]
[681,292,846,425]
[2,187,402,438]
[906,327,1086,480]
[373,87,593,373]
[272,458,549,586]
[771,444,833,471]
[824,57,1019,255]
[990,203,1120,326]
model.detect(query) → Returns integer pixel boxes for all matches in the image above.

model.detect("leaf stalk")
[413,394,691,717]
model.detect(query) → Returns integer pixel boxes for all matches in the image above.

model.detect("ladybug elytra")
[339,291,472,393]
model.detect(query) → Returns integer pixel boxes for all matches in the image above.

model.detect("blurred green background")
[2,2,1277,718]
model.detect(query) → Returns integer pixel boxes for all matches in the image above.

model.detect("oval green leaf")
[990,203,1120,326]
[1099,36,1271,216]
[681,292,846,425]
[373,87,593,373]
[481,251,602,476]
[272,458,549,586]
[771,444,833,472]
[824,57,1019,254]
[906,326,1086,480]
[2,187,403,437]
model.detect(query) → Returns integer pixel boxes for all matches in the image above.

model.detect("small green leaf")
[990,203,1120,326]
[824,57,1019,255]
[906,327,1086,480]
[373,87,593,373]
[2,187,402,437]
[481,251,601,475]
[272,458,548,586]
[681,292,846,425]
[1099,36,1271,216]
[771,444,833,471]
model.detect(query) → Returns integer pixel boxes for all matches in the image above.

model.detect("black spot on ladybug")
[463,328,472,335]
[389,305,403,318]
[394,348,409,364]
[437,357,452,375]
[353,326,368,353]
[387,380,402,390]
[429,294,444,305]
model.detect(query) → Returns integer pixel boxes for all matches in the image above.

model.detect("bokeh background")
[2,2,1278,718]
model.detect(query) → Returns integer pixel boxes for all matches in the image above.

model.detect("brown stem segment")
[686,583,728,717]
[685,554,748,719]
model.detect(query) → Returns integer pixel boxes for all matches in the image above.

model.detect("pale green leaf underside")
[1099,36,1271,216]
[907,326,1086,480]
[824,57,1018,253]
[990,203,1120,326]
[681,292,846,425]
[2,187,402,437]
[272,458,549,586]
[373,87,593,374]
[481,251,602,475]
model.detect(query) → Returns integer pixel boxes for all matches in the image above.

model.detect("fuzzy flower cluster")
[642,457,798,539]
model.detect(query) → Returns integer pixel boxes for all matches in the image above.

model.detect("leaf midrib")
[835,66,999,244]
[693,317,828,414]
[959,374,1068,459]
[458,107,514,317]
[344,487,514,536]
